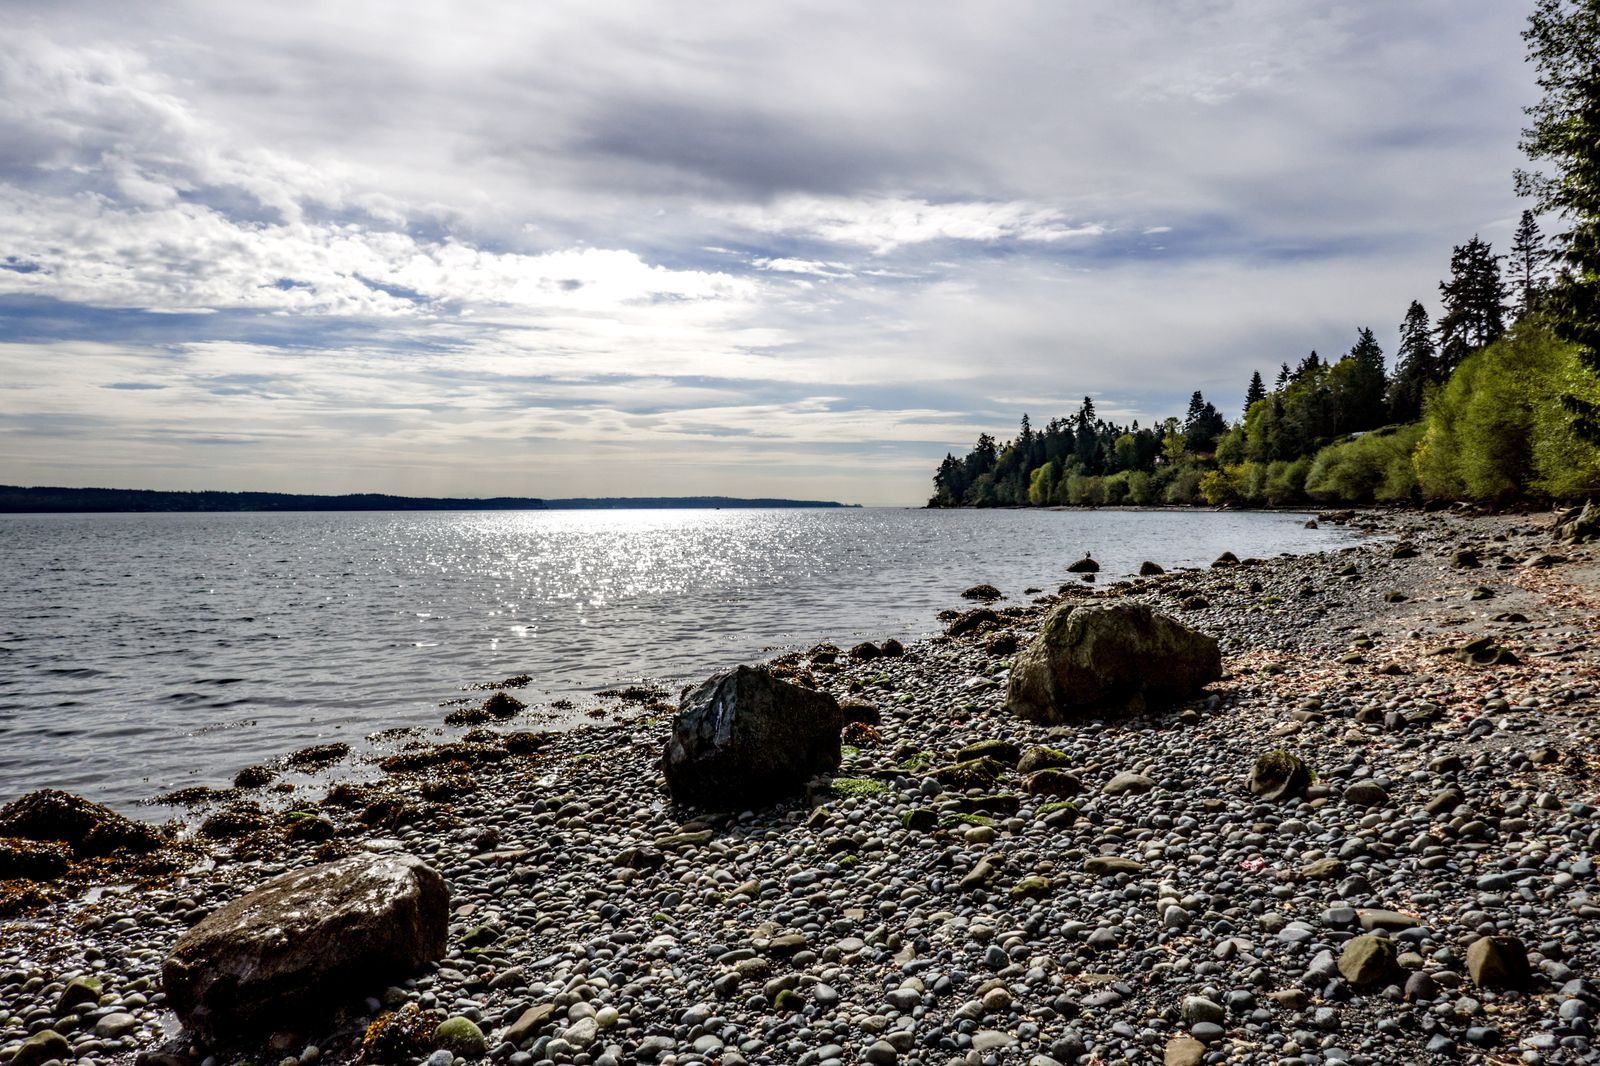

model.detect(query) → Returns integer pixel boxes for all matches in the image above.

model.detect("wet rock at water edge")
[162,852,449,1043]
[1139,560,1165,576]
[0,788,166,857]
[660,664,842,808]
[1004,602,1221,721]
[1067,555,1099,573]
[962,583,1003,602]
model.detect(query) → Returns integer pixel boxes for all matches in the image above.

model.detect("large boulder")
[1004,603,1221,721]
[162,853,448,1043]
[660,665,842,808]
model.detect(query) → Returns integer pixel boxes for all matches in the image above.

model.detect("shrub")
[1415,321,1600,501]
[1304,423,1423,504]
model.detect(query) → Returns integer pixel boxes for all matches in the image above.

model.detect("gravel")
[3,506,1599,1066]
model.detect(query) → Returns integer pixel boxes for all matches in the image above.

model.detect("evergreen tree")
[1387,300,1439,422]
[1333,327,1387,433]
[1294,351,1323,380]
[1510,209,1549,317]
[1275,362,1291,389]
[1182,391,1227,452]
[1437,236,1508,375]
[1244,370,1266,414]
[1073,397,1099,471]
[1518,0,1600,440]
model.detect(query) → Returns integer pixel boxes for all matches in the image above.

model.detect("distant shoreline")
[0,485,859,514]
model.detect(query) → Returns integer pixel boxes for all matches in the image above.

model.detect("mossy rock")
[829,777,887,798]
[1010,876,1052,899]
[1247,750,1312,802]
[1016,745,1071,774]
[434,1016,488,1058]
[459,924,501,948]
[774,988,806,1011]
[929,756,1005,789]
[956,739,1020,765]
[896,751,934,772]
[1036,801,1079,817]
[939,813,995,829]
[902,808,939,832]
[1338,935,1399,987]
[954,793,1020,816]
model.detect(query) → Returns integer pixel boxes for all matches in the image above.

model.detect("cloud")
[0,0,1542,504]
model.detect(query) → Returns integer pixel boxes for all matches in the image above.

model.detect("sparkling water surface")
[0,507,1356,813]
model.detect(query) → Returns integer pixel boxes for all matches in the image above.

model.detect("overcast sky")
[0,1,1539,505]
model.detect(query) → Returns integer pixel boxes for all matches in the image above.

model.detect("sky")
[0,1,1542,506]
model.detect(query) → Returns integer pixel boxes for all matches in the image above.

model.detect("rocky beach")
[4,506,1600,1066]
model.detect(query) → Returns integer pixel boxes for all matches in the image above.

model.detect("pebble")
[3,510,1596,1066]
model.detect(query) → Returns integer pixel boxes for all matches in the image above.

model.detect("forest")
[930,0,1600,511]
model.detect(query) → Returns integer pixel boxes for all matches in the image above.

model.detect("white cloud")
[719,197,1105,255]
[0,0,1543,504]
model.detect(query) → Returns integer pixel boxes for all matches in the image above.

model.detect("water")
[0,507,1354,813]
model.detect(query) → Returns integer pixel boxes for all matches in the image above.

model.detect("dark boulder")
[1066,556,1099,573]
[1138,561,1165,576]
[848,641,882,660]
[946,608,1002,638]
[1004,603,1221,721]
[660,666,842,808]
[961,584,1003,602]
[0,789,165,858]
[162,853,448,1044]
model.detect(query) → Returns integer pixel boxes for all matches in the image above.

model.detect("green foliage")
[1304,424,1424,504]
[1163,466,1204,504]
[1415,320,1600,500]
[1519,1,1600,441]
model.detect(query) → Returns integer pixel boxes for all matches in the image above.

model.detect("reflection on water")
[0,507,1354,811]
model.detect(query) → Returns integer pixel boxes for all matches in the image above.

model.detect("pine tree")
[1275,363,1291,389]
[1437,236,1508,375]
[1518,0,1600,440]
[1244,371,1266,414]
[1387,300,1439,422]
[1510,209,1548,317]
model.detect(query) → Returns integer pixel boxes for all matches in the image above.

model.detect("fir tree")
[1244,370,1266,414]
[1436,235,1508,375]
[1386,300,1439,422]
[1334,327,1387,433]
[1510,209,1548,317]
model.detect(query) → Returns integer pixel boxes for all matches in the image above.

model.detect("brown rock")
[162,853,448,1042]
[1466,935,1532,989]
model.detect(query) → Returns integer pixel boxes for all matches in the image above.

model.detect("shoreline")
[4,506,1598,1066]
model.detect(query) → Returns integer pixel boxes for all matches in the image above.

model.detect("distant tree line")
[932,3,1600,511]
[929,215,1600,509]
[0,487,857,514]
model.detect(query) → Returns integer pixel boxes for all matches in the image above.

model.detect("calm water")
[0,508,1354,813]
